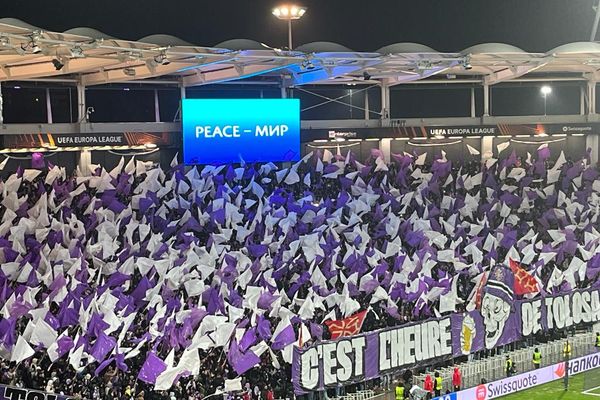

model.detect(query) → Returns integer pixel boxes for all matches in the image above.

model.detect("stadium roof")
[1,18,600,87]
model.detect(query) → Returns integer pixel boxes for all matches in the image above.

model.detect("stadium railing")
[411,330,596,395]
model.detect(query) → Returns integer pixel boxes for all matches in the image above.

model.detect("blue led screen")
[182,99,300,164]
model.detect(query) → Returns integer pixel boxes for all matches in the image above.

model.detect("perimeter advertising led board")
[182,99,300,164]
[433,352,600,400]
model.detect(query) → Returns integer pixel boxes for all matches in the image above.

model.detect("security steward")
[532,348,542,369]
[395,380,406,400]
[434,372,443,398]
[563,340,572,390]
[595,332,600,350]
[505,355,514,377]
[563,340,572,359]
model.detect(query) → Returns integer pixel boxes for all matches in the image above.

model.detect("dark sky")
[1,0,596,52]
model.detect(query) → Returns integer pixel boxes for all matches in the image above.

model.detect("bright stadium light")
[541,86,552,115]
[541,86,552,96]
[51,58,64,71]
[272,4,307,50]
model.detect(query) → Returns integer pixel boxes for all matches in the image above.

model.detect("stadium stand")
[0,145,599,400]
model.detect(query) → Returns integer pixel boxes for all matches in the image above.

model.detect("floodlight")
[52,58,64,70]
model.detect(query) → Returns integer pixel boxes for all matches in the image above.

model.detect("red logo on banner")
[554,362,566,378]
[324,310,368,339]
[475,385,487,400]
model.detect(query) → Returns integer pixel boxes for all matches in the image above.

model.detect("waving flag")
[138,351,167,384]
[466,271,488,311]
[509,258,539,295]
[324,310,368,339]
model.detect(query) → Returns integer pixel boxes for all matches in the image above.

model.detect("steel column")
[483,83,490,117]
[78,149,92,176]
[364,88,370,120]
[588,80,597,114]
[46,88,53,124]
[581,86,586,116]
[481,136,493,161]
[288,19,293,50]
[380,138,391,162]
[154,89,161,122]
[77,83,86,122]
[0,83,3,125]
[380,82,390,119]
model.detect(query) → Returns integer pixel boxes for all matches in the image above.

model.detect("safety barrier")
[329,389,382,400]
[433,350,600,400]
[412,331,596,395]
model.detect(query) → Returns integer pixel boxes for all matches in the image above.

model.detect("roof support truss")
[483,57,551,85]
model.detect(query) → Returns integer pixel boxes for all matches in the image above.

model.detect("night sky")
[0,1,596,123]
[1,0,596,52]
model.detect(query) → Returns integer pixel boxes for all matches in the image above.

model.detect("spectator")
[423,375,433,400]
[452,367,461,392]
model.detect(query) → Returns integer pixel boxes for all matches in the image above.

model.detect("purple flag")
[56,336,74,358]
[239,328,258,353]
[257,315,272,341]
[228,339,261,375]
[137,351,167,384]
[90,331,116,363]
[272,323,295,351]
[94,357,115,376]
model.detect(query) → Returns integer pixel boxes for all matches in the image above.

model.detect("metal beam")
[0,122,180,135]
[386,62,459,86]
[285,58,385,86]
[81,61,199,86]
[297,85,379,115]
[0,114,597,137]
[301,113,598,129]
[483,59,551,85]
[0,57,122,81]
[183,62,294,86]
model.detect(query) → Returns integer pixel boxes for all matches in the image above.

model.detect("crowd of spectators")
[0,147,597,400]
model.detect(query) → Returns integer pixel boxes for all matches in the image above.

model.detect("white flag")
[11,336,34,363]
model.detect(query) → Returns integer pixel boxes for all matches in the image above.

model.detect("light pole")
[541,85,552,116]
[272,5,307,50]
